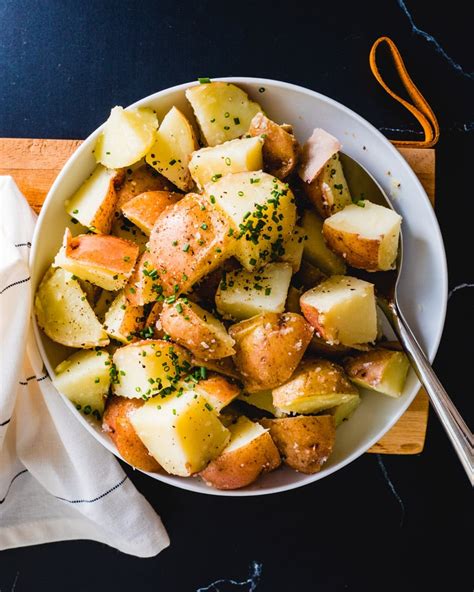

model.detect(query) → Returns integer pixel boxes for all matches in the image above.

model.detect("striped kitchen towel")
[0,176,169,557]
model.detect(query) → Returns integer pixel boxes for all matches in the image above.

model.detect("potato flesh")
[145,107,198,191]
[112,340,190,399]
[304,153,352,218]
[54,230,139,291]
[54,349,111,415]
[300,275,377,346]
[272,359,359,414]
[215,262,292,321]
[238,390,277,415]
[224,416,267,452]
[186,82,262,146]
[279,225,306,272]
[110,216,148,253]
[129,390,230,476]
[35,268,109,348]
[95,106,158,169]
[206,171,296,271]
[345,349,410,398]
[193,374,241,412]
[189,136,263,189]
[103,291,144,343]
[323,201,402,271]
[65,165,118,234]
[301,210,346,275]
[328,395,361,427]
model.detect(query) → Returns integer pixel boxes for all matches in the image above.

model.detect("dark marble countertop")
[0,0,472,590]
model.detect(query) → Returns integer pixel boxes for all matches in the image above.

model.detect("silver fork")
[340,154,474,484]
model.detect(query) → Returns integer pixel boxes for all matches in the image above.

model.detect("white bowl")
[31,77,448,496]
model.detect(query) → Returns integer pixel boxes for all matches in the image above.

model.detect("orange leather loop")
[369,36,440,148]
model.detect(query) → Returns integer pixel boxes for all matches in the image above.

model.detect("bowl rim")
[31,76,448,496]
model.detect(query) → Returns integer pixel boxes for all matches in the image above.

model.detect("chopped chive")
[182,243,190,252]
[233,117,240,125]
[198,77,211,84]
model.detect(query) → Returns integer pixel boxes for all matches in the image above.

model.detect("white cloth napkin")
[0,176,169,557]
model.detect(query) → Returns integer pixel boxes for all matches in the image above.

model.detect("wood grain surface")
[0,138,435,455]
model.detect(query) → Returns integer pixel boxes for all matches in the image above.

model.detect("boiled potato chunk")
[238,390,277,415]
[145,106,198,191]
[248,113,300,179]
[103,291,144,343]
[95,106,158,169]
[229,312,313,392]
[102,396,162,472]
[344,348,410,398]
[186,81,262,146]
[272,359,359,414]
[206,172,296,270]
[115,163,176,209]
[120,190,182,235]
[147,193,234,297]
[279,225,306,272]
[323,201,402,271]
[193,373,241,412]
[54,349,111,416]
[190,356,241,381]
[129,389,230,476]
[298,128,342,184]
[260,415,335,474]
[327,395,361,427]
[112,340,191,399]
[200,416,280,489]
[110,215,148,253]
[160,298,235,360]
[301,210,346,275]
[124,253,159,306]
[215,262,292,321]
[65,165,119,234]
[300,275,377,346]
[54,229,139,291]
[189,136,263,190]
[35,268,109,348]
[302,153,352,218]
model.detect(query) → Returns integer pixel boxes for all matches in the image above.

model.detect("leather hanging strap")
[369,36,440,148]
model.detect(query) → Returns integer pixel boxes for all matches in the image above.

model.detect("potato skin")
[229,312,313,392]
[102,396,162,472]
[148,193,234,296]
[121,190,182,235]
[160,299,235,360]
[260,415,335,474]
[200,431,280,490]
[248,113,300,179]
[322,223,381,272]
[115,164,177,209]
[272,358,358,411]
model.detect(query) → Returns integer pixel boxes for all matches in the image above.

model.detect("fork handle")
[381,300,474,485]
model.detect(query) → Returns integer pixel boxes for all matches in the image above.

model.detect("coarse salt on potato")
[54,228,139,291]
[160,298,235,360]
[322,201,402,271]
[300,275,377,346]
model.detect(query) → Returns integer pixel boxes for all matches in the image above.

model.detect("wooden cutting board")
[0,138,434,455]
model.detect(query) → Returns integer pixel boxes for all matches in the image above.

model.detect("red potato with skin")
[120,190,182,235]
[193,373,241,412]
[147,193,234,297]
[200,416,281,490]
[160,298,235,360]
[229,312,314,392]
[103,396,163,473]
[115,164,177,209]
[298,128,342,184]
[248,112,300,179]
[54,228,139,291]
